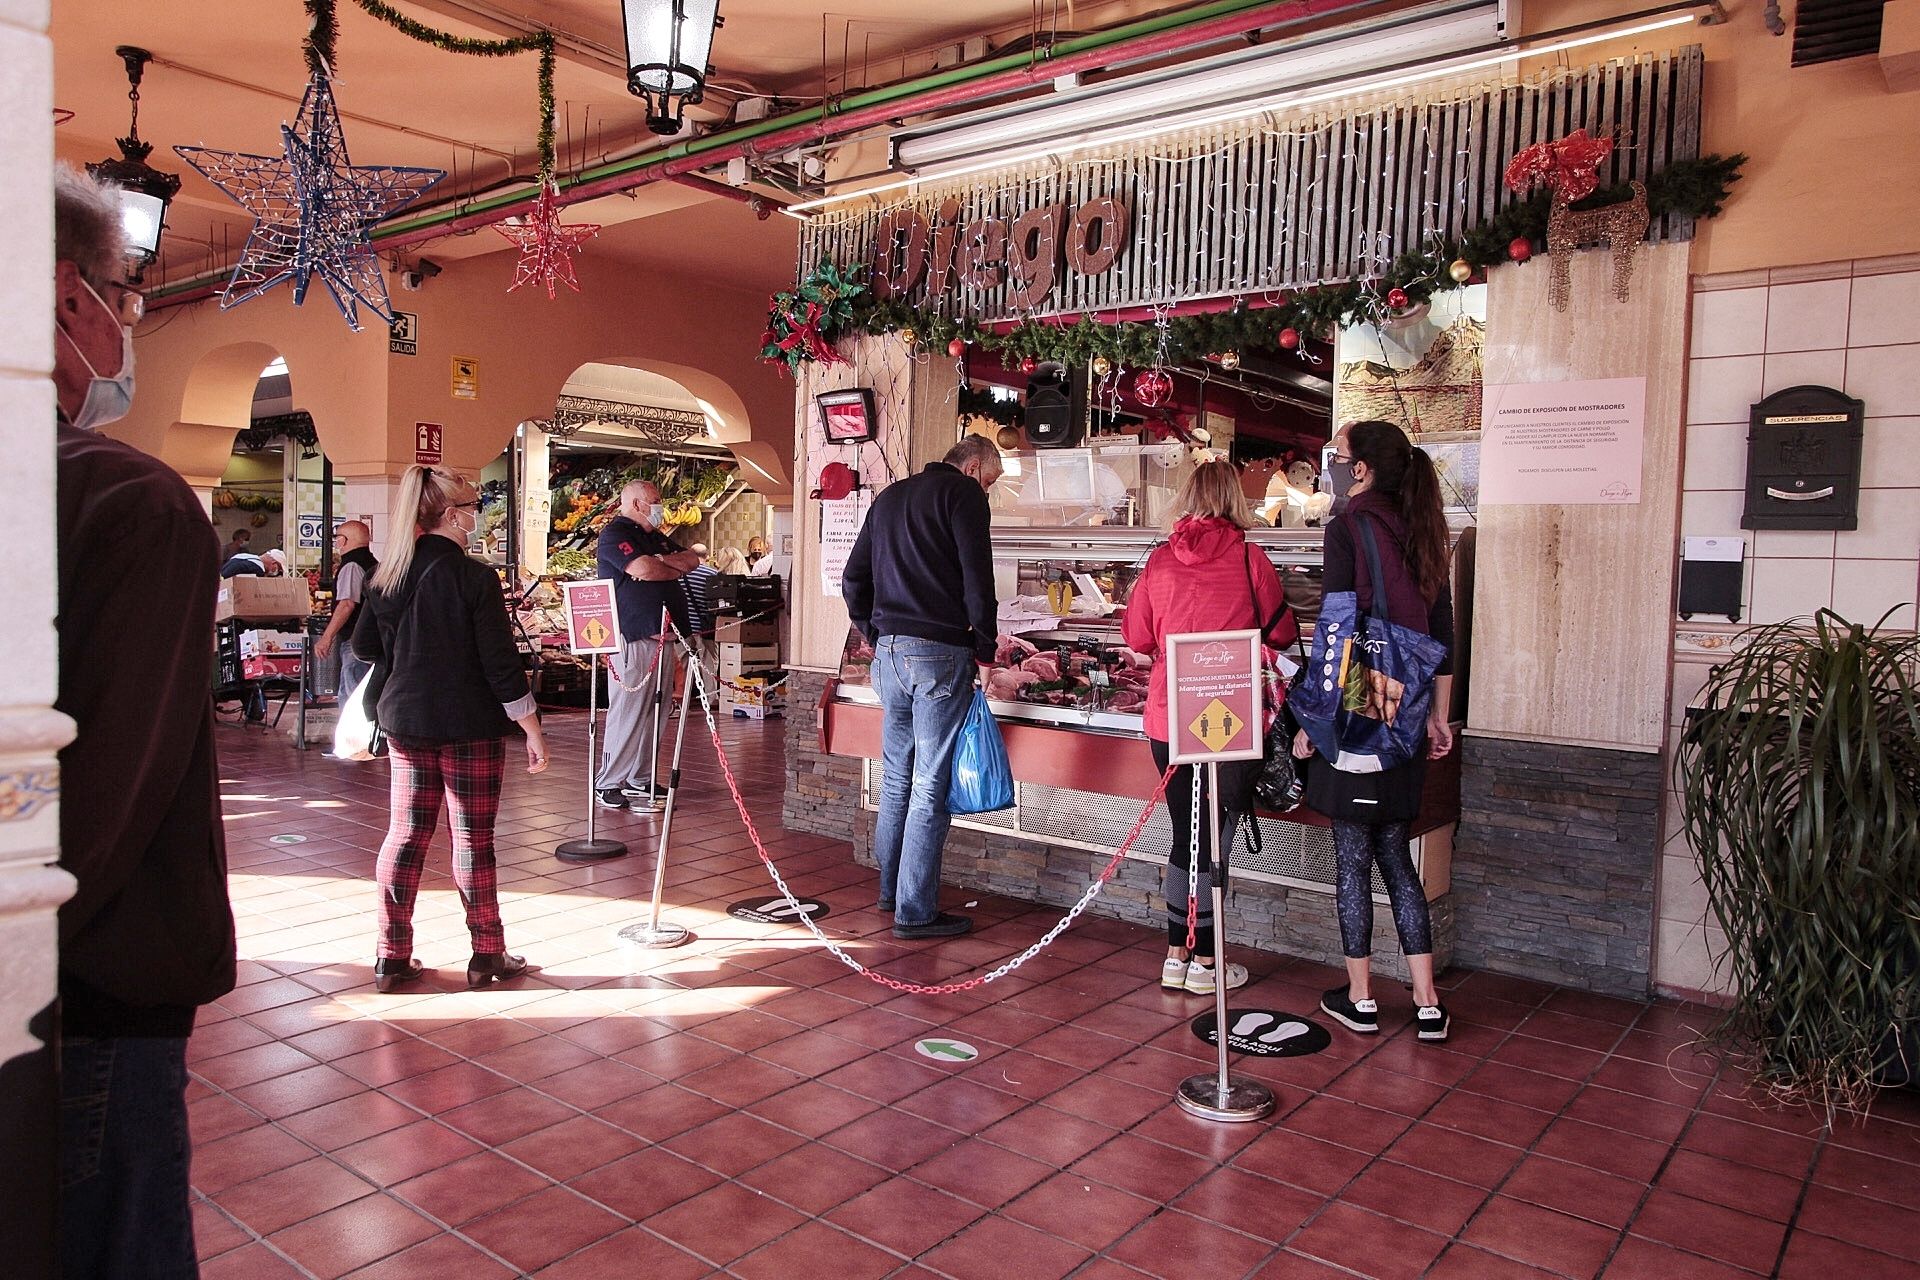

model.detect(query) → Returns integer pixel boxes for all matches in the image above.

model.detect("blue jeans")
[338,649,371,705]
[870,636,976,926]
[59,1036,198,1279]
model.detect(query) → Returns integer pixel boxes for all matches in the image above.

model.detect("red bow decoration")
[1504,129,1616,202]
[772,301,846,367]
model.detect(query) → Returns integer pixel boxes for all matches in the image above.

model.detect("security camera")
[398,258,443,291]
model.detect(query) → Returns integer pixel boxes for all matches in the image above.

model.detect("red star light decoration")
[494,183,599,298]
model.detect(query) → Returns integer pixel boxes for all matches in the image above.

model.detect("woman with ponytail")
[350,465,549,992]
[1295,421,1457,1041]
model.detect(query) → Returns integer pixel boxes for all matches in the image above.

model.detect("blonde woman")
[350,465,549,991]
[1121,459,1297,994]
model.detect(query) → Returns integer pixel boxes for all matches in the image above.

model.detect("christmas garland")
[761,259,868,375]
[341,0,558,183]
[828,152,1744,369]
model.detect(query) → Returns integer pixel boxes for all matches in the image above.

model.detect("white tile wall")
[1764,279,1852,353]
[1661,260,1920,995]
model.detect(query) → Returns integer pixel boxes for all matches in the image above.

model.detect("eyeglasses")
[103,280,145,326]
[451,500,482,510]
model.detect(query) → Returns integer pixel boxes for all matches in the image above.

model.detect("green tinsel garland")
[846,152,1746,369]
[305,0,559,184]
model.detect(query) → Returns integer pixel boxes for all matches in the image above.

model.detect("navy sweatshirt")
[842,461,998,662]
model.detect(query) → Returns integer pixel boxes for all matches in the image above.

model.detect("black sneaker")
[892,912,972,939]
[595,789,628,810]
[1416,1003,1451,1042]
[621,780,666,800]
[1319,986,1380,1034]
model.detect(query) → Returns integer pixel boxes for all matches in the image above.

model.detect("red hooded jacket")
[1121,516,1298,741]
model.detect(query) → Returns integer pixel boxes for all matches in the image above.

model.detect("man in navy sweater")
[841,436,1002,938]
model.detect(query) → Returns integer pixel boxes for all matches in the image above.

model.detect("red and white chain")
[667,622,1173,996]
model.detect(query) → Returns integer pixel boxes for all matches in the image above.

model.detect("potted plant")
[1676,609,1920,1114]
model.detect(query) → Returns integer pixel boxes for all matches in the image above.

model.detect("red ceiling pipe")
[374,0,1379,253]
[669,173,786,218]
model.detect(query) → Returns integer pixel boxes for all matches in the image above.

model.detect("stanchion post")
[1176,760,1276,1123]
[556,583,628,863]
[619,631,694,949]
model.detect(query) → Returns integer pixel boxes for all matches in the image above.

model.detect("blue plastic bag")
[947,690,1015,814]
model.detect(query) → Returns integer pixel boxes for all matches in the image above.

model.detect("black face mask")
[1321,459,1357,499]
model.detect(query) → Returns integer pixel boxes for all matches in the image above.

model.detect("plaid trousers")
[375,737,507,959]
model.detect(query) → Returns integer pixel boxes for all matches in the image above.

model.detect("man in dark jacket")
[841,436,1001,939]
[594,481,698,809]
[316,520,377,698]
[52,165,236,1279]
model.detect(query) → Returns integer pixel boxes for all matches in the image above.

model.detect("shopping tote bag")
[1289,517,1448,773]
[947,690,1014,814]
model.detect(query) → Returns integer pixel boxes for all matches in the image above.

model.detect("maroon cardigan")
[1323,491,1455,676]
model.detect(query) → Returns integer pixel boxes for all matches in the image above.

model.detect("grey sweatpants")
[595,635,673,790]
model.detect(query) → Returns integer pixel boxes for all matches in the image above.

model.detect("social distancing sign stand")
[555,582,628,865]
[1163,630,1275,1124]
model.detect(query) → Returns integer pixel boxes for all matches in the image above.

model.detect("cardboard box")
[218,576,313,621]
[718,644,781,680]
[714,616,778,646]
[723,673,786,719]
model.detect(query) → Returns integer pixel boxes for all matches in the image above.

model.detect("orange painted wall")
[1520,1,1920,274]
[382,257,795,472]
[119,250,793,478]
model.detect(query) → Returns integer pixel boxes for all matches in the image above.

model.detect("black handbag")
[1243,547,1307,813]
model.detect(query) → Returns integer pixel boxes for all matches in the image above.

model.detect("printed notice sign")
[1480,377,1646,505]
[818,492,870,599]
[560,580,621,655]
[451,355,479,399]
[1164,630,1263,765]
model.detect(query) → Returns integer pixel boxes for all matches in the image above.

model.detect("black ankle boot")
[373,957,424,993]
[467,952,529,989]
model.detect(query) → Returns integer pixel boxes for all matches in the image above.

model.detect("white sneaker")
[1161,957,1190,989]
[1184,960,1248,996]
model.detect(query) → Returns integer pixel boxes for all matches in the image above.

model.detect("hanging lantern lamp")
[87,46,179,278]
[621,0,724,136]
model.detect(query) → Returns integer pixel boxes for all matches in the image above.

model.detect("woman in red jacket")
[1122,459,1298,995]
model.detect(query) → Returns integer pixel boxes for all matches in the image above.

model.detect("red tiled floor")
[1288,1202,1450,1280]
[185,712,1920,1279]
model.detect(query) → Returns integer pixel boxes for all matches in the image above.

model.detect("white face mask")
[647,502,667,528]
[57,279,136,431]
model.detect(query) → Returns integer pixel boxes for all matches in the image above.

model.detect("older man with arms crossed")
[51,165,236,1278]
[595,481,698,809]
[841,436,1002,939]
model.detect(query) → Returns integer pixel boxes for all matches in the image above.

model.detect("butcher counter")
[818,525,1464,903]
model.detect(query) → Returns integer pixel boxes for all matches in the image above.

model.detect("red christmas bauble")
[1386,287,1409,309]
[1508,237,1533,262]
[1133,368,1173,408]
[1277,327,1301,351]
[1018,355,1037,375]
[947,338,967,358]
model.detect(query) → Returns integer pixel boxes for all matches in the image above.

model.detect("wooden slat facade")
[806,48,1701,324]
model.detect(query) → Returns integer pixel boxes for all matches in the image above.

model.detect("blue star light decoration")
[176,74,445,331]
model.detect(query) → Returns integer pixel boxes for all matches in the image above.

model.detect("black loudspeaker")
[1024,361,1087,448]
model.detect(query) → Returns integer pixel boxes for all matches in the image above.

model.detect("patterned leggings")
[1331,819,1433,960]
[375,738,507,960]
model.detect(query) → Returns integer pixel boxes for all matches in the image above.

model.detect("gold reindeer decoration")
[1505,130,1650,312]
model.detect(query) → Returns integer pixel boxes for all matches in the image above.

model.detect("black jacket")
[842,462,998,662]
[351,535,532,745]
[57,425,236,1036]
